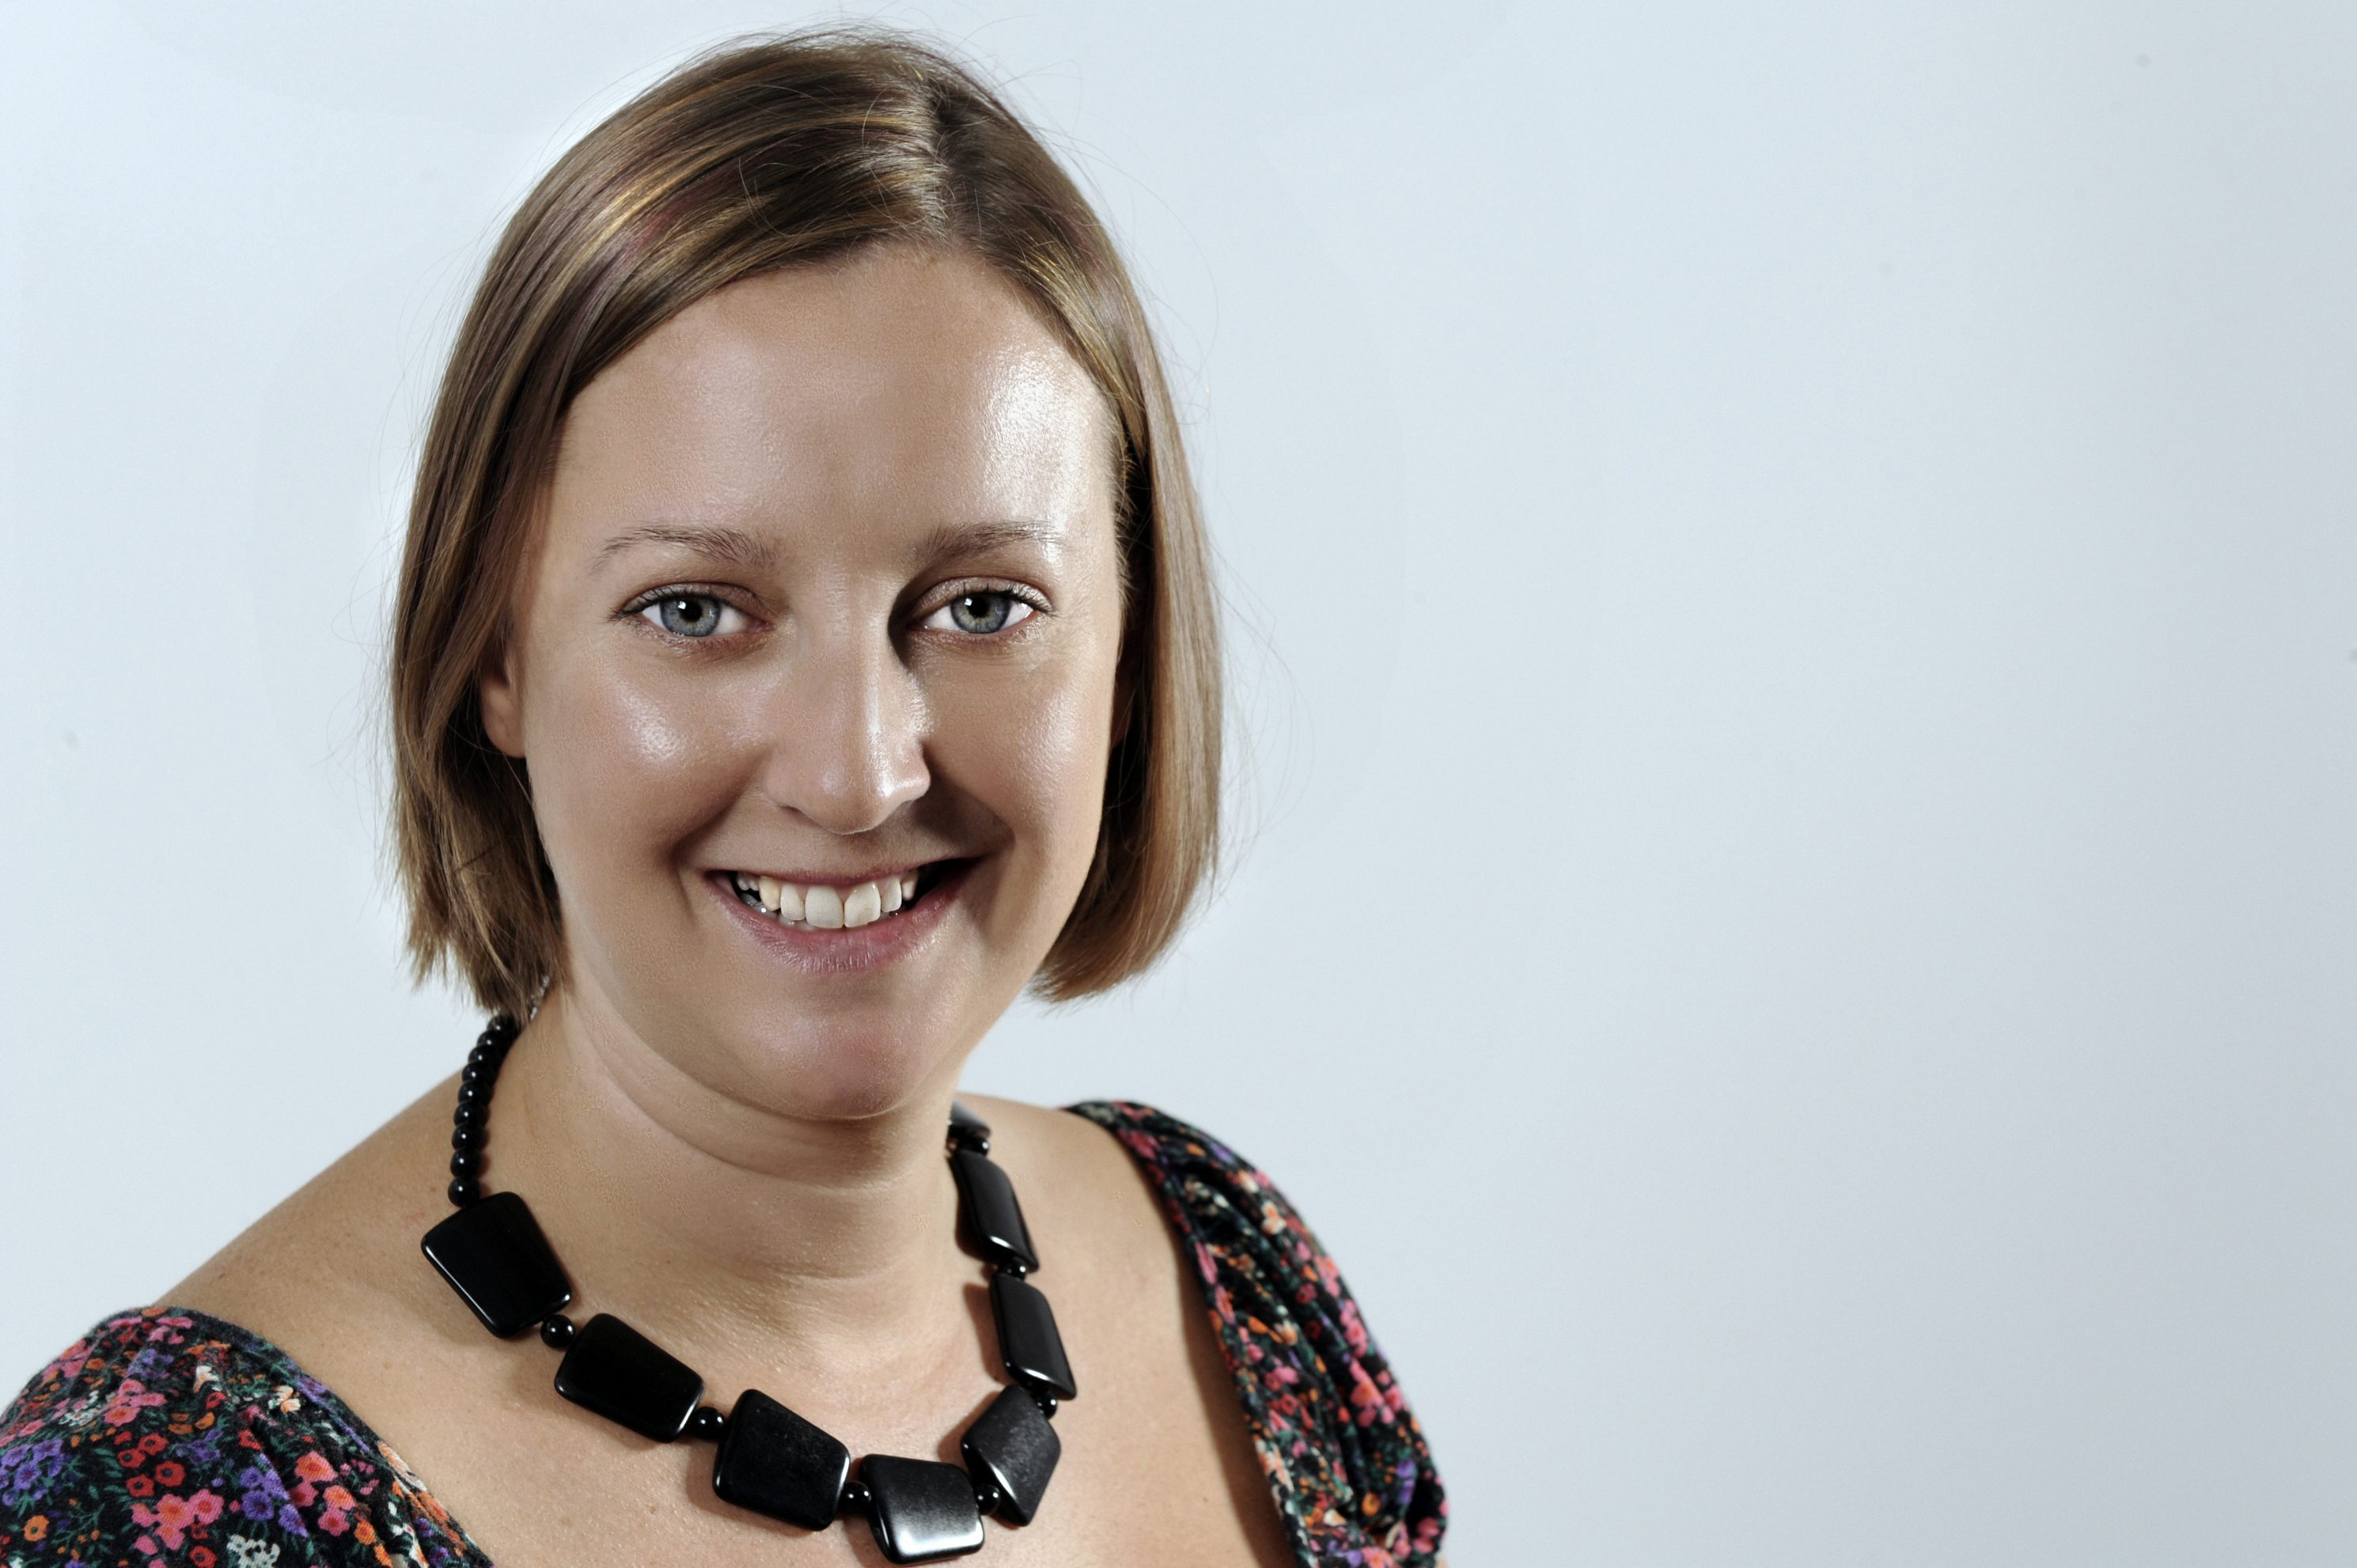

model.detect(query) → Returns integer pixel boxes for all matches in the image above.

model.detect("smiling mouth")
[725,862,957,931]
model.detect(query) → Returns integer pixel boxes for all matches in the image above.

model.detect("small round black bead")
[539,1313,576,1348]
[449,1149,481,1178]
[446,1176,479,1207]
[689,1405,726,1441]
[453,1101,486,1131]
[451,1124,484,1151]
[455,1081,487,1109]
[460,1062,489,1087]
[1031,1392,1059,1420]
[972,1476,1004,1515]
[995,1259,1030,1280]
[839,1479,871,1517]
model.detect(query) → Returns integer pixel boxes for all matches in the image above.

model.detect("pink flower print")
[103,1378,168,1427]
[132,1489,219,1549]
[1339,1297,1370,1357]
[43,1337,95,1385]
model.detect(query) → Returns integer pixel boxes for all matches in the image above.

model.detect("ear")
[477,634,528,759]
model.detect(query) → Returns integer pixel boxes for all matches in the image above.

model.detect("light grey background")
[5,2,2355,1563]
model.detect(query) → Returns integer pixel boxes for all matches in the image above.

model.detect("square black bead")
[949,1147,1038,1274]
[861,1454,984,1562]
[553,1313,704,1443]
[949,1100,991,1152]
[988,1273,1076,1403]
[420,1190,572,1339]
[960,1384,1059,1524]
[711,1388,850,1530]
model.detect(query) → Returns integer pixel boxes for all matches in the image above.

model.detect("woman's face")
[479,244,1125,1118]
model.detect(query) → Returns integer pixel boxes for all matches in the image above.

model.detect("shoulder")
[0,1305,487,1566]
[1061,1099,1449,1568]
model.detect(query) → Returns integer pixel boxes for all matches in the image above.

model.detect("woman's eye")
[637,593,745,638]
[923,590,1035,636]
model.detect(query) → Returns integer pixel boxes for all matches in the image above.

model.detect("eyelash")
[618,581,1050,645]
[621,588,754,642]
[916,583,1044,637]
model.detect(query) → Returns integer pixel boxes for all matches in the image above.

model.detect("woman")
[0,28,1444,1568]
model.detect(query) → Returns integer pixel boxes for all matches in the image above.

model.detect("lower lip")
[705,863,970,975]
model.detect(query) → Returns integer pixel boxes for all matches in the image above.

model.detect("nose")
[755,618,930,835]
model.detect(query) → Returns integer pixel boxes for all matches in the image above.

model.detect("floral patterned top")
[0,1101,1445,1567]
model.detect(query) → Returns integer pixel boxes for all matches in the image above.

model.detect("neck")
[475,985,975,1380]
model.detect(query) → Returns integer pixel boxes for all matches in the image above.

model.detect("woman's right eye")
[636,593,747,638]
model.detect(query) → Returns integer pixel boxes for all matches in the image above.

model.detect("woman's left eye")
[636,593,747,638]
[920,590,1036,636]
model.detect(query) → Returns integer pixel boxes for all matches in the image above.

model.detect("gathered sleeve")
[0,1307,488,1567]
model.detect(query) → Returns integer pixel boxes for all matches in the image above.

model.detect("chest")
[369,1341,1288,1568]
[304,1230,1294,1568]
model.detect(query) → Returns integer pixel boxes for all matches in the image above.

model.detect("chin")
[764,1024,948,1122]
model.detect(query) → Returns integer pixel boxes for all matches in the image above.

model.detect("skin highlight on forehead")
[551,244,1116,586]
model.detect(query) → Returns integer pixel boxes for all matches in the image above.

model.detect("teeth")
[732,869,930,930]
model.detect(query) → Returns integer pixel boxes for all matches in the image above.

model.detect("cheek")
[525,646,747,881]
[945,653,1116,885]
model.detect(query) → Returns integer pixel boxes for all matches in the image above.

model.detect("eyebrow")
[591,517,1065,575]
[593,522,776,572]
[911,517,1065,564]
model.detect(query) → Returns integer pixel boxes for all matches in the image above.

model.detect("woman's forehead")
[548,246,1116,560]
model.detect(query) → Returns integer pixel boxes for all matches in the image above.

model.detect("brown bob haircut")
[391,27,1220,1021]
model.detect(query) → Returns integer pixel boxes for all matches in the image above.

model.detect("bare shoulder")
[949,1096,1185,1316]
[956,1094,1297,1568]
[158,1073,467,1378]
[973,1095,1453,1568]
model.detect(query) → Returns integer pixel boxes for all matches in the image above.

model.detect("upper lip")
[713,859,948,886]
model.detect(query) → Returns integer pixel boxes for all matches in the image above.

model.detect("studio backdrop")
[5,4,2355,1564]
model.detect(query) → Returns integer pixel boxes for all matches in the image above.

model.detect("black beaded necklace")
[419,1014,1072,1564]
